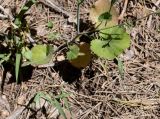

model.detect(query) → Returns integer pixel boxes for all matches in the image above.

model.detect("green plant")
[67,45,80,60]
[0,0,130,82]
[8,0,40,82]
[47,21,54,29]
[0,0,159,81]
[66,0,130,70]
[91,26,130,60]
[0,0,54,82]
[22,44,53,66]
[1,0,160,118]
[34,91,71,119]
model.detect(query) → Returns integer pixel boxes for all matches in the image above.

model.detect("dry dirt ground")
[0,0,160,119]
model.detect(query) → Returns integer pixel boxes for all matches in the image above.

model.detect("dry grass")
[0,0,160,119]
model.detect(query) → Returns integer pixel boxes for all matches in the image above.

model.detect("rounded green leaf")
[22,47,32,60]
[67,45,79,60]
[30,45,53,65]
[89,0,118,29]
[98,12,112,22]
[91,39,115,59]
[91,26,130,60]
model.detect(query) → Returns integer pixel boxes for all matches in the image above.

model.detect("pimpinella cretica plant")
[0,0,131,82]
[67,0,130,69]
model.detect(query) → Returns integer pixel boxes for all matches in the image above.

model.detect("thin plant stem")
[53,8,160,54]
[77,3,80,34]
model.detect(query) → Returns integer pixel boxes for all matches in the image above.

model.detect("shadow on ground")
[1,63,34,92]
[53,60,82,84]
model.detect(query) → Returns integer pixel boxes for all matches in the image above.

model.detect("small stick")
[77,3,80,34]
[52,10,160,54]
[147,0,160,28]
[0,13,7,19]
[39,0,74,18]
[118,0,128,20]
[39,0,76,23]
[0,5,14,20]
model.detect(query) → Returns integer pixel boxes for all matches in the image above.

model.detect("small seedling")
[67,45,80,60]
[34,91,71,119]
[0,0,54,82]
[47,32,59,41]
[47,21,54,29]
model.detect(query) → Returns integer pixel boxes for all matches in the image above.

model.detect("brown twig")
[118,0,128,20]
[147,0,160,28]
[0,5,13,20]
[39,0,76,23]
[53,10,160,55]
